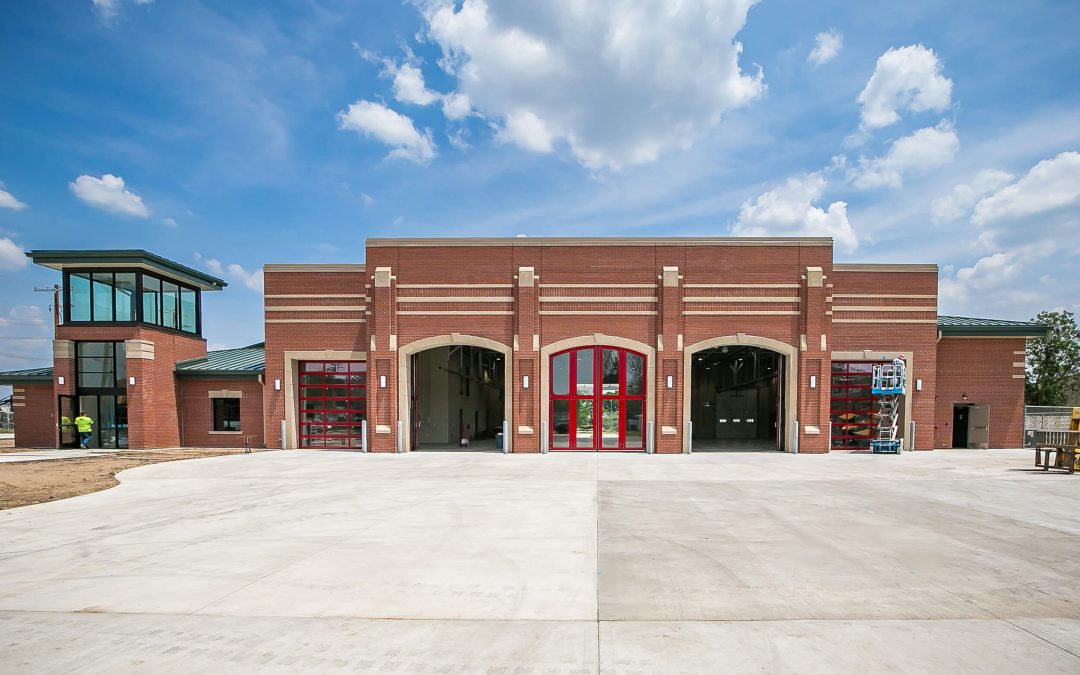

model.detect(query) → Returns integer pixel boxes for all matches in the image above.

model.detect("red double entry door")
[550,346,646,451]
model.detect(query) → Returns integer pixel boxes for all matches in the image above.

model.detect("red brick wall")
[262,267,368,448]
[830,269,938,450]
[935,337,1027,448]
[178,378,265,448]
[12,384,55,448]
[53,324,207,449]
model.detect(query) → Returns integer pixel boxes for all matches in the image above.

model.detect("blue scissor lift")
[870,358,906,454]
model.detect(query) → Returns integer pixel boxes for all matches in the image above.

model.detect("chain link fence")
[1024,405,1076,446]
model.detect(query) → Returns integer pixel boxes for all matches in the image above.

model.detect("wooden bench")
[1033,430,1080,474]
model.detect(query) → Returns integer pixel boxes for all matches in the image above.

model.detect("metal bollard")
[792,420,799,454]
[541,420,548,454]
[396,420,403,453]
[361,420,368,453]
[502,420,509,454]
[280,420,286,451]
[686,420,693,454]
[908,421,916,452]
[647,421,654,454]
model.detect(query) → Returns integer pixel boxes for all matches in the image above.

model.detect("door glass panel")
[602,349,620,395]
[70,273,91,321]
[576,349,594,395]
[78,396,100,449]
[552,352,570,396]
[625,399,643,448]
[552,399,570,448]
[575,399,594,448]
[98,396,117,449]
[626,352,644,395]
[115,395,128,448]
[601,399,619,448]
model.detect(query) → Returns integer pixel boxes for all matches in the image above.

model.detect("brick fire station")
[0,238,1046,454]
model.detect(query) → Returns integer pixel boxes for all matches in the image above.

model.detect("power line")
[0,351,48,361]
[0,335,53,340]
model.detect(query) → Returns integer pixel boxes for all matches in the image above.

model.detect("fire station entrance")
[689,345,785,452]
[407,344,507,451]
[549,346,646,451]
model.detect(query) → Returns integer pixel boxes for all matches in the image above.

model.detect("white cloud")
[808,30,842,66]
[91,0,153,27]
[195,252,261,292]
[162,216,178,227]
[389,63,441,105]
[857,45,952,131]
[227,263,263,292]
[732,171,858,253]
[931,169,1013,224]
[496,109,555,153]
[417,0,764,170]
[972,151,1080,226]
[361,193,375,207]
[441,92,471,120]
[850,121,959,189]
[0,237,28,270]
[939,252,1020,305]
[69,174,150,217]
[0,184,27,211]
[337,100,436,163]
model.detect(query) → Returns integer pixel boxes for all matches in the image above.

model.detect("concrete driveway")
[2,449,1079,672]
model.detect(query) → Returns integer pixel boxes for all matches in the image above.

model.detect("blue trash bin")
[495,432,504,450]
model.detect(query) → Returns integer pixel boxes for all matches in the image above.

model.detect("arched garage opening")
[398,335,512,452]
[683,335,798,452]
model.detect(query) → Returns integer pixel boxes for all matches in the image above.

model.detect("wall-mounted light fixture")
[962,392,968,401]
[809,375,817,389]
[57,376,65,385]
[379,375,387,388]
[666,375,673,389]
[522,375,530,389]
[916,379,923,391]
[274,379,281,391]
[128,376,136,386]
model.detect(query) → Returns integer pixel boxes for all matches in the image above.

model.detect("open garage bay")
[2,449,1079,672]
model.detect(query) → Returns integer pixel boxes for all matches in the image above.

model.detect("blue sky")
[1,0,1079,393]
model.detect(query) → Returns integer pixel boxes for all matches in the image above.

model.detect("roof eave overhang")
[175,370,264,380]
[26,250,228,291]
[938,327,1048,338]
[0,375,54,385]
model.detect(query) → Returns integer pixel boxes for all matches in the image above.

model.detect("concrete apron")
[0,449,1078,673]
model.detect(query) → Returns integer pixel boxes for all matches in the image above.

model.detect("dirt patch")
[0,439,15,450]
[0,449,255,510]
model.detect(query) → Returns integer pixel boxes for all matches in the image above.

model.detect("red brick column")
[513,266,539,452]
[368,266,397,452]
[656,265,683,453]
[798,266,830,453]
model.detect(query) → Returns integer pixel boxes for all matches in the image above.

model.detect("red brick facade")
[5,239,1036,452]
[11,384,55,448]
[178,378,265,448]
[934,337,1027,448]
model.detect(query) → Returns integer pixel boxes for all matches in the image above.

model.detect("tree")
[1025,310,1080,406]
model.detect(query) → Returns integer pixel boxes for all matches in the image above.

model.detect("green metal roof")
[26,249,227,291]
[0,366,54,384]
[937,315,1048,337]
[175,343,265,378]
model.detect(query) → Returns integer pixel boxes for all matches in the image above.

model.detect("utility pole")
[33,284,61,327]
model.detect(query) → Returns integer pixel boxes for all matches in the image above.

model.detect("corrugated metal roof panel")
[176,343,265,375]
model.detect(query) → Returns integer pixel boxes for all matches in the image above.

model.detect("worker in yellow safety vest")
[74,411,94,449]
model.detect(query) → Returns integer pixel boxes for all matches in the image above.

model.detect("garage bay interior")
[690,346,783,452]
[408,346,505,451]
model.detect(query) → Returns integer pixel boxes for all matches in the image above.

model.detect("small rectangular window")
[180,288,197,333]
[142,275,161,325]
[212,398,241,432]
[115,273,136,321]
[161,281,179,329]
[69,272,91,321]
[92,273,114,321]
